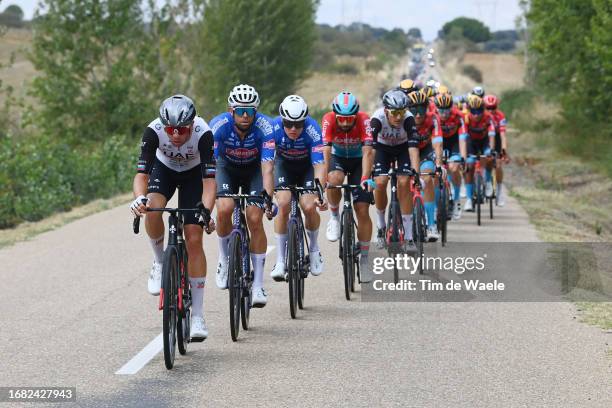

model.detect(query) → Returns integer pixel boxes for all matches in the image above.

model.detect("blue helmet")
[332,91,359,116]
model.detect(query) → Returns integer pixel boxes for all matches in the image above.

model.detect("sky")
[3,0,522,41]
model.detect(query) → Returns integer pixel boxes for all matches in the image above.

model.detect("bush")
[462,64,482,82]
[326,62,359,75]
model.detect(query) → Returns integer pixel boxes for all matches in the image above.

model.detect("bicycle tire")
[413,199,425,275]
[297,219,305,310]
[287,221,299,319]
[387,201,403,284]
[437,183,448,247]
[228,234,242,341]
[341,209,353,300]
[177,244,190,355]
[240,258,251,330]
[162,246,178,369]
[476,174,482,226]
[489,186,494,219]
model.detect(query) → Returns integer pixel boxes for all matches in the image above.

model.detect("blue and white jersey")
[272,116,324,165]
[210,112,275,166]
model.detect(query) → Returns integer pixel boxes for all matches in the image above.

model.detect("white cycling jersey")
[371,108,414,146]
[146,116,211,172]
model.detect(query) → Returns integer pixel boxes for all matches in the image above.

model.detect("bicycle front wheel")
[412,200,425,275]
[287,221,299,319]
[437,183,448,246]
[228,234,242,341]
[341,209,354,300]
[162,246,179,369]
[177,244,190,355]
[476,174,483,226]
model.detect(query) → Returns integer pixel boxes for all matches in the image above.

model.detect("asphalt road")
[1,188,611,407]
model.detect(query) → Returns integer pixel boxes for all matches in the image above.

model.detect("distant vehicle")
[427,53,433,59]
[429,61,435,67]
[429,48,435,54]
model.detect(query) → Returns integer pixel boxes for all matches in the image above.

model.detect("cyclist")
[471,86,485,98]
[484,94,509,206]
[210,84,275,308]
[398,78,419,95]
[407,90,444,241]
[435,92,468,219]
[270,95,327,281]
[371,89,420,248]
[421,84,437,115]
[130,94,216,340]
[322,91,374,280]
[463,94,496,212]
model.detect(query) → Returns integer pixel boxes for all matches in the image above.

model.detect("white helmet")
[278,95,308,121]
[228,84,260,108]
[426,79,436,88]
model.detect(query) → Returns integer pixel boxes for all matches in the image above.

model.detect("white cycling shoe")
[251,287,268,308]
[310,251,324,276]
[464,199,474,212]
[497,185,506,207]
[485,181,493,198]
[360,257,372,283]
[452,201,462,220]
[326,217,341,242]
[216,261,228,289]
[147,261,162,296]
[427,226,440,242]
[190,315,208,341]
[271,261,286,282]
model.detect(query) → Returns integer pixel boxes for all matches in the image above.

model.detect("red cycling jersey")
[439,106,468,139]
[465,111,496,141]
[322,111,372,158]
[415,111,443,149]
[488,109,507,134]
[427,99,437,115]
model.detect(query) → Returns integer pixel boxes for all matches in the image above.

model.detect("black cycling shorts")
[215,158,264,207]
[373,143,413,177]
[274,157,315,191]
[442,134,462,161]
[494,132,502,155]
[328,155,373,204]
[147,159,204,226]
[467,137,491,157]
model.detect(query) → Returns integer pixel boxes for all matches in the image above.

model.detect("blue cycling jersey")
[210,112,275,166]
[272,116,324,165]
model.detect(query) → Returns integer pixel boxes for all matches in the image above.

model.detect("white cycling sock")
[276,233,287,264]
[497,183,503,195]
[376,209,386,229]
[149,235,164,263]
[307,229,319,252]
[218,234,230,265]
[251,253,266,289]
[189,277,206,318]
[402,214,413,241]
[330,206,339,220]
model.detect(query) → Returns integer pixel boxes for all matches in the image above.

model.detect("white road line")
[115,333,163,375]
[116,245,276,375]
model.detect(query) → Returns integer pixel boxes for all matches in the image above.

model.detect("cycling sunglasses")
[470,108,484,115]
[164,125,191,136]
[409,106,427,115]
[437,108,451,115]
[233,106,257,117]
[336,115,356,126]
[388,109,406,117]
[282,119,305,129]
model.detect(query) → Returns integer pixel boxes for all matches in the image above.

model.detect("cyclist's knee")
[301,200,317,217]
[216,198,234,219]
[328,171,344,185]
[375,176,388,190]
[355,203,370,219]
[246,207,263,229]
[398,177,410,189]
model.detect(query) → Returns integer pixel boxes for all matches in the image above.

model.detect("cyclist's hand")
[316,196,328,211]
[265,203,277,220]
[130,195,148,217]
[502,149,511,164]
[360,176,376,192]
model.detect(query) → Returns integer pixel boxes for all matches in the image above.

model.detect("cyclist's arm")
[261,127,276,197]
[404,116,420,171]
[459,118,468,161]
[432,116,443,167]
[198,130,216,211]
[321,113,333,174]
[133,127,159,198]
[487,117,496,152]
[360,114,374,180]
[369,117,382,146]
[499,113,508,153]
[309,122,327,186]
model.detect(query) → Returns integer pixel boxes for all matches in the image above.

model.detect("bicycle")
[435,163,450,247]
[216,190,273,341]
[469,152,494,226]
[133,204,211,370]
[274,179,324,318]
[326,178,371,300]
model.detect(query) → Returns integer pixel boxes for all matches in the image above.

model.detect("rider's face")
[385,109,404,128]
[164,124,192,147]
[232,108,255,130]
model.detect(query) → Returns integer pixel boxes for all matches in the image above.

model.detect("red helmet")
[484,95,498,109]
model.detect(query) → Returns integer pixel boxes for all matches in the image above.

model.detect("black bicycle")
[216,190,273,341]
[326,180,368,300]
[274,179,324,318]
[133,204,211,370]
[469,153,495,226]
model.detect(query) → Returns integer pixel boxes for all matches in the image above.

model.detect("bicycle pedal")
[190,336,206,343]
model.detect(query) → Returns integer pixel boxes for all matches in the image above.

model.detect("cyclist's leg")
[373,147,391,230]
[215,159,238,271]
[299,166,321,254]
[397,146,414,240]
[465,139,479,205]
[178,167,207,280]
[327,155,346,220]
[245,169,267,292]
[145,160,172,263]
[448,138,463,203]
[273,158,293,267]
[420,157,436,229]
[494,132,504,200]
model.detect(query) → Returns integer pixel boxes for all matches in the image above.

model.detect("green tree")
[0,4,24,27]
[441,17,491,43]
[195,0,317,115]
[407,27,422,40]
[27,0,184,143]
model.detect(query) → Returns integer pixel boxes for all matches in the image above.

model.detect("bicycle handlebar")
[133,206,212,234]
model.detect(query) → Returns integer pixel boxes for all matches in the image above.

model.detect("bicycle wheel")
[476,174,482,226]
[240,256,251,330]
[387,201,402,283]
[437,183,448,246]
[489,185,494,219]
[341,210,354,300]
[228,234,242,341]
[287,221,299,319]
[412,199,425,275]
[162,246,178,369]
[177,244,190,355]
[297,222,306,310]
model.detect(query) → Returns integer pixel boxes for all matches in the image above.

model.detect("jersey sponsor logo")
[255,116,273,135]
[195,125,201,132]
[263,139,275,149]
[211,117,229,134]
[305,124,321,142]
[155,123,162,130]
[312,144,325,153]
[162,150,195,161]
[226,147,258,158]
[282,148,309,157]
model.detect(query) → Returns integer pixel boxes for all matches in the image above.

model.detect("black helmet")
[159,95,196,127]
[382,89,408,110]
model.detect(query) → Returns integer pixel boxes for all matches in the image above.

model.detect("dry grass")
[0,28,35,103]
